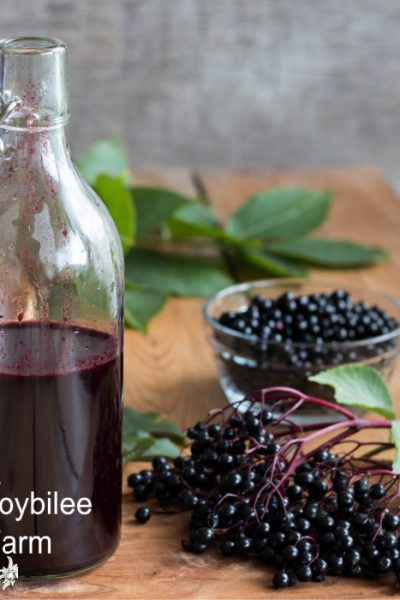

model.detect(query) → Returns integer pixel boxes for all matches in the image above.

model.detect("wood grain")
[9,167,400,599]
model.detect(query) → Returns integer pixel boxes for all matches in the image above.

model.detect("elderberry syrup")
[0,38,124,577]
[205,281,400,417]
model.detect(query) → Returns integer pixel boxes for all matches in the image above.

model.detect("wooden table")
[13,167,400,599]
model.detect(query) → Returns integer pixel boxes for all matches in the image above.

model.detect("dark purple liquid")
[0,321,122,577]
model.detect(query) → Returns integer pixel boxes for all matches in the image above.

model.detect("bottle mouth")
[0,36,70,130]
[0,37,66,56]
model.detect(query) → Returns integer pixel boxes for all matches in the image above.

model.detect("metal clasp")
[0,97,22,161]
[0,97,21,127]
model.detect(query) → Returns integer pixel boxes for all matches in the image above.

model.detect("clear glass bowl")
[204,279,400,422]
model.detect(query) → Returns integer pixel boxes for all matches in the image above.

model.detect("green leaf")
[270,238,389,268]
[391,421,400,473]
[94,175,136,253]
[237,248,308,277]
[125,286,168,331]
[225,187,332,241]
[140,437,181,459]
[78,137,130,185]
[125,247,233,296]
[310,365,395,419]
[123,432,155,461]
[166,203,231,240]
[132,187,192,236]
[123,432,180,462]
[123,405,185,444]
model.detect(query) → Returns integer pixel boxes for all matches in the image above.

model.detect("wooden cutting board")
[13,166,400,599]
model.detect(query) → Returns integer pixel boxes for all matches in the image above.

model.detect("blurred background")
[3,0,400,187]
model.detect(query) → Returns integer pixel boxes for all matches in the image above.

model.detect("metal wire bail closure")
[0,97,21,127]
[0,97,21,161]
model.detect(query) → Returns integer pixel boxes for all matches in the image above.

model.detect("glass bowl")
[204,279,400,422]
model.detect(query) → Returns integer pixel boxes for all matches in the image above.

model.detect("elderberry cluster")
[128,403,400,589]
[219,290,398,344]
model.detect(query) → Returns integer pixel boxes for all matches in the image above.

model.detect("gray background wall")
[2,0,400,188]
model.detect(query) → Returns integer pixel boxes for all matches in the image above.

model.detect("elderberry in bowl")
[204,279,400,421]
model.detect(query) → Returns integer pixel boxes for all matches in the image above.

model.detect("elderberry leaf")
[140,437,181,460]
[132,187,192,236]
[166,203,230,240]
[391,421,400,473]
[95,175,136,254]
[123,405,185,444]
[125,286,168,332]
[310,365,395,419]
[125,247,232,296]
[123,432,156,462]
[236,248,308,277]
[79,137,130,185]
[270,238,389,268]
[225,187,332,242]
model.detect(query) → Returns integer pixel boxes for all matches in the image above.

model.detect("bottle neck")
[1,123,73,176]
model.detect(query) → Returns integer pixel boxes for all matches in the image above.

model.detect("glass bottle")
[0,37,124,578]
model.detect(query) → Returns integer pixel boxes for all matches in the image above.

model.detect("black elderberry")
[298,551,313,565]
[220,539,236,555]
[282,545,299,562]
[354,477,369,496]
[329,554,345,575]
[181,538,192,552]
[286,530,301,544]
[336,533,354,551]
[134,484,150,501]
[377,555,392,574]
[332,471,348,492]
[152,456,169,471]
[313,558,328,576]
[348,564,363,577]
[378,532,397,551]
[295,471,314,487]
[224,472,243,490]
[229,414,242,428]
[309,479,329,500]
[255,521,270,537]
[286,484,303,501]
[135,506,151,524]
[236,536,252,554]
[192,542,208,554]
[238,503,256,520]
[223,427,236,440]
[296,565,313,582]
[370,483,385,499]
[253,538,268,552]
[297,539,312,553]
[383,512,400,531]
[179,489,198,509]
[313,449,330,463]
[270,531,286,548]
[315,512,335,531]
[194,527,214,545]
[218,502,237,522]
[303,501,319,521]
[127,472,142,488]
[337,490,354,507]
[273,571,290,589]
[296,518,311,534]
[362,543,380,563]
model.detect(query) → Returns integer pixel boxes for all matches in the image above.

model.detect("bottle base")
[18,538,120,581]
